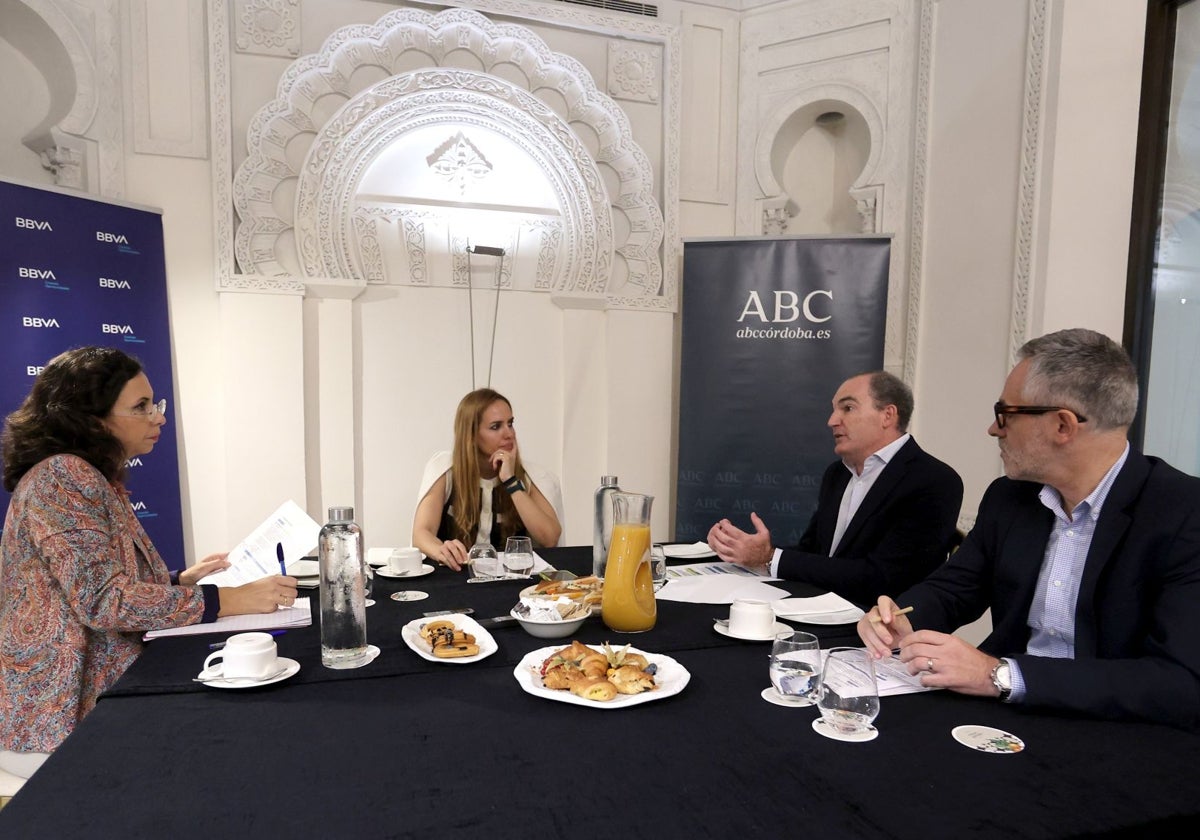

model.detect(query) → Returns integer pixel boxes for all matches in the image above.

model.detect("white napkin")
[654,576,791,605]
[663,541,716,558]
[772,592,860,618]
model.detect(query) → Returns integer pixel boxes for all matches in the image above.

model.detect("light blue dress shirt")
[1006,443,1129,701]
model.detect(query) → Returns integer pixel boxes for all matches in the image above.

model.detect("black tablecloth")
[3,547,1199,838]
[105,546,860,696]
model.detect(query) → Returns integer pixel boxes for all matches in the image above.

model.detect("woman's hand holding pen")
[216,575,298,616]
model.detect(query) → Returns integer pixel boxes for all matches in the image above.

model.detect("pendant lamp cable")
[465,243,506,389]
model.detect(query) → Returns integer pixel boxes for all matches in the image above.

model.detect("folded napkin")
[772,592,860,618]
[663,541,716,559]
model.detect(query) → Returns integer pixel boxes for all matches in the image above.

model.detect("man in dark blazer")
[707,371,964,606]
[862,329,1200,729]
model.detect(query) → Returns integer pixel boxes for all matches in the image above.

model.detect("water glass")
[468,543,503,580]
[768,630,821,706]
[817,647,880,736]
[504,536,534,576]
[650,544,668,591]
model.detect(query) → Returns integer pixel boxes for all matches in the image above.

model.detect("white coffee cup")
[728,598,776,639]
[202,632,278,680]
[388,547,422,575]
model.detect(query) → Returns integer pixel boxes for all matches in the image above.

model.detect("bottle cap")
[328,506,355,522]
[601,476,619,486]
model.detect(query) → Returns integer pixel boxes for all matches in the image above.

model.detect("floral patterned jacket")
[0,454,207,752]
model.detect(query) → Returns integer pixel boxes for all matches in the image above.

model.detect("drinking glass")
[816,648,880,737]
[363,559,375,606]
[650,544,668,591]
[767,630,820,706]
[503,536,534,577]
[468,542,503,581]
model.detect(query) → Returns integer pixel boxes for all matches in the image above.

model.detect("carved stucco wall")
[219,3,675,311]
[2,0,123,195]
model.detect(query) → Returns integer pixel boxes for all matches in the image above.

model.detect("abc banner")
[676,236,890,544]
[0,178,185,569]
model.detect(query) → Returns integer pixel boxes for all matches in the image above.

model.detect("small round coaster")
[812,717,879,742]
[389,590,429,602]
[761,687,816,708]
[951,725,1024,754]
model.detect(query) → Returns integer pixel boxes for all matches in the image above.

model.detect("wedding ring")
[927,658,935,672]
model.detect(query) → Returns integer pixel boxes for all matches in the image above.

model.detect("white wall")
[0,0,1150,569]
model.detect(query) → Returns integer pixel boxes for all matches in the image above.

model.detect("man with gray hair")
[709,370,963,605]
[860,328,1200,729]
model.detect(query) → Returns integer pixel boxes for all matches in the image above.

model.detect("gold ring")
[927,658,935,672]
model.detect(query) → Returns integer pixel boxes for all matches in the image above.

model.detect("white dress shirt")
[768,434,911,576]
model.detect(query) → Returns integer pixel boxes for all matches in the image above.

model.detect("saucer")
[376,563,435,579]
[812,717,878,742]
[760,687,816,708]
[713,620,792,641]
[197,657,300,689]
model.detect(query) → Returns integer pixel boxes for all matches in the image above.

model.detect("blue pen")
[276,541,287,576]
[208,630,286,650]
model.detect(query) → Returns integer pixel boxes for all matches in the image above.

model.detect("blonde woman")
[413,389,562,570]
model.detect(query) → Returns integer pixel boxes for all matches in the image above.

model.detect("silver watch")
[990,660,1012,702]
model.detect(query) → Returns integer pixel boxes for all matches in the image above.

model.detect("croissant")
[569,677,618,702]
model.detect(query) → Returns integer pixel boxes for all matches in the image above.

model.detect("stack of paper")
[144,598,312,640]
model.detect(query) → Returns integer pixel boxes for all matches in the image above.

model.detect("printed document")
[199,500,321,587]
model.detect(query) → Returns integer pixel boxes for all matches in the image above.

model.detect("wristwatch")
[990,660,1013,702]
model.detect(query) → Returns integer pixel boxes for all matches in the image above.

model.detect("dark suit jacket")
[776,437,963,605]
[902,450,1200,729]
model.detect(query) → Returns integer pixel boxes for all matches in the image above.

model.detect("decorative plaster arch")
[293,72,610,296]
[2,0,122,194]
[753,82,886,233]
[233,7,666,310]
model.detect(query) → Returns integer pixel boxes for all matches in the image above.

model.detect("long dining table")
[2,545,1199,838]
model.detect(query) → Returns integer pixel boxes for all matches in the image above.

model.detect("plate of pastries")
[401,615,498,664]
[512,640,689,707]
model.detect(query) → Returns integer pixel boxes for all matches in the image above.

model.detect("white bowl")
[509,607,590,639]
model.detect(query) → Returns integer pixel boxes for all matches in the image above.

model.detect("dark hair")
[2,346,143,491]
[1018,328,1138,431]
[866,371,914,433]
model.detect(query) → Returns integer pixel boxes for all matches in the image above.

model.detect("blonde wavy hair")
[449,388,528,546]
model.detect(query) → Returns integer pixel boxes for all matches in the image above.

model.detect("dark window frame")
[1124,0,1192,446]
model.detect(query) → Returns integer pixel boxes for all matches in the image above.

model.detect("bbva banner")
[0,178,185,569]
[676,236,890,544]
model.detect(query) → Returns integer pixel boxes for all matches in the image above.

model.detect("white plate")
[197,657,300,689]
[662,542,716,559]
[401,614,497,664]
[714,620,793,641]
[777,608,865,626]
[287,559,319,577]
[375,563,435,579]
[513,645,690,708]
[367,548,427,567]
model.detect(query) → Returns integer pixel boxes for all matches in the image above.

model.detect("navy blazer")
[903,450,1200,729]
[776,437,963,605]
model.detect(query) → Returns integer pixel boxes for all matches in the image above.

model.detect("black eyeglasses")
[993,402,1087,429]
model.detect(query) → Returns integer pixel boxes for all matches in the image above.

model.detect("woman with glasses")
[412,388,562,570]
[0,346,296,779]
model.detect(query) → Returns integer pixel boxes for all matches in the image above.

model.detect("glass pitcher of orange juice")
[600,492,656,632]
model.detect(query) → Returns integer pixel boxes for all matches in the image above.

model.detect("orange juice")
[601,522,657,632]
